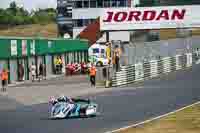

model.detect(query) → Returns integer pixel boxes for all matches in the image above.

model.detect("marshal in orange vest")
[1,69,8,81]
[89,66,96,76]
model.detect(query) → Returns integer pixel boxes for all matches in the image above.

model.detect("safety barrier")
[112,53,194,87]
[194,50,200,64]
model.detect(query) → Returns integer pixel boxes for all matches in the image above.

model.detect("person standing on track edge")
[114,45,121,72]
[89,63,97,87]
[1,68,8,92]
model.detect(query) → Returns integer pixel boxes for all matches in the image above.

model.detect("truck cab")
[88,43,109,67]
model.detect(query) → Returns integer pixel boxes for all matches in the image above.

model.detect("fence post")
[105,66,112,88]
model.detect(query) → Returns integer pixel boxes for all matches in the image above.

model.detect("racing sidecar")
[50,99,98,119]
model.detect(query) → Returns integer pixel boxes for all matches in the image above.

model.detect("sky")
[0,0,57,11]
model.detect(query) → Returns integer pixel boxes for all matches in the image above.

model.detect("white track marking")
[105,101,200,133]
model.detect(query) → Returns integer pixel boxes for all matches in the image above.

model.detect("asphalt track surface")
[10,75,89,87]
[1,65,200,133]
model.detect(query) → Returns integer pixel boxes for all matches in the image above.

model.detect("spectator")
[43,64,46,80]
[38,62,43,82]
[106,42,111,65]
[18,63,24,81]
[30,62,36,82]
[54,57,60,74]
[1,68,8,92]
[59,56,63,74]
[114,45,121,72]
[89,63,97,87]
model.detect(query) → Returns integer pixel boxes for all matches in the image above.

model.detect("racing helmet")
[59,95,73,103]
[59,95,67,101]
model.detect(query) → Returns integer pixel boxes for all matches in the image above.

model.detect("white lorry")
[88,43,109,67]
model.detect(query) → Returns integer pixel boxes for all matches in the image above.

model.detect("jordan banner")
[100,5,200,31]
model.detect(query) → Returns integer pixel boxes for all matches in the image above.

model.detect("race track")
[0,65,200,133]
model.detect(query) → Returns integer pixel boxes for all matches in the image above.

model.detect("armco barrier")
[175,55,182,70]
[112,53,194,87]
[96,66,113,87]
[150,60,158,78]
[193,49,200,64]
[135,63,144,82]
[162,57,171,73]
[143,62,151,80]
[186,53,192,67]
[171,56,176,72]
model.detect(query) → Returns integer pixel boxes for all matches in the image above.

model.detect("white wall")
[109,31,130,42]
[73,7,130,42]
[72,8,101,19]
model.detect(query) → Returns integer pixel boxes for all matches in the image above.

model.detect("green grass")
[117,103,200,133]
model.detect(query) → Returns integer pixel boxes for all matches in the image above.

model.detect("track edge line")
[105,101,200,133]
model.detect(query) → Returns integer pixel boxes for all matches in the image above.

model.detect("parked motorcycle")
[81,63,89,74]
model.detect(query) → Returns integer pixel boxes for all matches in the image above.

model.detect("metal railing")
[112,52,194,87]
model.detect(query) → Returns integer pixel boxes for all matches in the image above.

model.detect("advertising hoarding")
[100,5,200,31]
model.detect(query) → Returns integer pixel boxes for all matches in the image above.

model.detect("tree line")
[0,1,56,27]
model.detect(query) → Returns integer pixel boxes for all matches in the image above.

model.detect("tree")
[10,1,17,9]
[9,1,17,15]
[13,15,24,25]
[32,8,56,24]
[0,1,56,26]
[0,9,13,25]
[19,7,29,16]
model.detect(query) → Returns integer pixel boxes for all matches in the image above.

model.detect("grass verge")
[117,103,200,133]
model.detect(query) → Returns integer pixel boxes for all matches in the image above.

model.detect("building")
[57,0,73,37]
[57,0,200,44]
[159,0,200,6]
[57,0,138,43]
[139,0,200,7]
[0,36,88,86]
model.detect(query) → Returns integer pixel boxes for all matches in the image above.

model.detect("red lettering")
[171,9,186,20]
[156,10,169,20]
[114,12,128,22]
[103,8,186,23]
[103,11,114,22]
[128,11,141,21]
[142,10,156,21]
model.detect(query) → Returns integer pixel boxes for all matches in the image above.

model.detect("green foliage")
[0,1,56,26]
[10,1,17,9]
[31,8,56,24]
